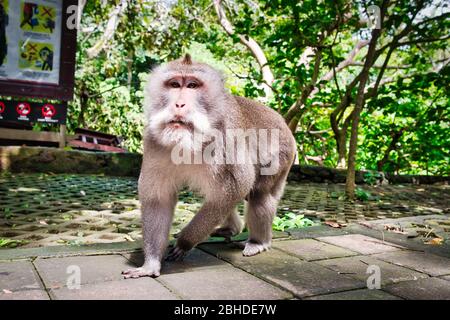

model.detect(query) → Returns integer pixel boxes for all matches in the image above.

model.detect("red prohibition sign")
[42,104,56,118]
[0,102,5,113]
[16,102,31,116]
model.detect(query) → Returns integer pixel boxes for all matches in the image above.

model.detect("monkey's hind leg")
[210,208,243,241]
[167,201,237,261]
[243,192,277,256]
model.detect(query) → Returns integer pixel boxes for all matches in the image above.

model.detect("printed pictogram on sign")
[16,102,31,116]
[42,104,56,118]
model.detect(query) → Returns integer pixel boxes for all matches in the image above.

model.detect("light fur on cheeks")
[143,59,227,152]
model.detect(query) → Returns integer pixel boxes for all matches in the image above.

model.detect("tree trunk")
[336,132,347,169]
[377,128,406,171]
[288,116,300,133]
[346,31,384,198]
[78,86,89,128]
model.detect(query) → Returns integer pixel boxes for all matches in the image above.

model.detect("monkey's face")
[145,58,226,152]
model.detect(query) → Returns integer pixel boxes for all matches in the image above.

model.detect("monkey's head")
[144,54,227,152]
[39,47,52,60]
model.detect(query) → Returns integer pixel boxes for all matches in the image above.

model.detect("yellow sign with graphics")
[20,2,56,34]
[0,0,63,85]
[19,40,53,71]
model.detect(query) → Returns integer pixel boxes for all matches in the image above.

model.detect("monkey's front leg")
[167,201,236,261]
[122,197,176,278]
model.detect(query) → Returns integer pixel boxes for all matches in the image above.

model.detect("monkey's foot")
[122,266,160,279]
[242,242,271,257]
[122,260,161,279]
[166,246,187,261]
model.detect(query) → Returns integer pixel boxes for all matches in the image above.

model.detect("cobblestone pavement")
[1,228,449,300]
[0,173,449,248]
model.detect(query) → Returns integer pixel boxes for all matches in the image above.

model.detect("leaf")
[355,188,371,201]
[324,221,347,228]
[0,239,29,248]
[424,237,443,245]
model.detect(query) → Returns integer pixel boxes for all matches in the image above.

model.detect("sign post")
[0,0,77,147]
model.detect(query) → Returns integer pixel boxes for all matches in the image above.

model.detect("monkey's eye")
[187,82,199,89]
[169,81,181,88]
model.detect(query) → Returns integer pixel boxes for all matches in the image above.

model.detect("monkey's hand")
[166,246,187,261]
[122,260,161,279]
[210,227,235,242]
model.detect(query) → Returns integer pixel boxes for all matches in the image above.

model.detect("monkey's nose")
[175,104,186,108]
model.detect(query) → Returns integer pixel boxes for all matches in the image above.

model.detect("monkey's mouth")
[166,119,194,131]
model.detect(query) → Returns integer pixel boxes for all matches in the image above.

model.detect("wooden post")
[59,124,66,148]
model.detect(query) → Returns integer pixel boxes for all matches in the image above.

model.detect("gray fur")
[122,57,296,279]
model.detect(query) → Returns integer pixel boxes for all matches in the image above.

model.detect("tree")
[70,0,449,181]
[203,0,449,193]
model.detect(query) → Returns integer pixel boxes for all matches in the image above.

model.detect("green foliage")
[355,187,371,201]
[360,67,449,175]
[273,212,317,231]
[330,191,346,201]
[0,239,29,248]
[2,207,13,219]
[67,0,448,176]
[363,171,383,186]
[69,0,193,152]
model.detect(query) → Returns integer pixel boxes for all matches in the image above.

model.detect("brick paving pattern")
[1,173,448,248]
[1,233,449,300]
[0,173,449,300]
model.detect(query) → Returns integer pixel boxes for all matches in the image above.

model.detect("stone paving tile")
[273,239,358,261]
[287,225,352,239]
[199,243,365,298]
[158,267,291,300]
[0,290,49,300]
[1,173,448,248]
[383,278,450,300]
[373,251,450,277]
[305,289,402,300]
[34,254,133,288]
[50,278,179,300]
[123,249,228,275]
[317,255,428,285]
[358,214,450,244]
[0,260,43,292]
[317,234,403,255]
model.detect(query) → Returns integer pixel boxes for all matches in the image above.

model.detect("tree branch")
[86,0,128,59]
[213,0,274,97]
[349,61,410,69]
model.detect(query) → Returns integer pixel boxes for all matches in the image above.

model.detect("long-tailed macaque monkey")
[122,54,296,278]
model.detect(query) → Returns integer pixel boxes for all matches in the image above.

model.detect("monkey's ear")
[181,54,192,65]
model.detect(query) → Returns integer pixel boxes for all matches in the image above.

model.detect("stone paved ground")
[1,173,449,248]
[0,173,449,300]
[1,227,450,300]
